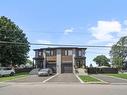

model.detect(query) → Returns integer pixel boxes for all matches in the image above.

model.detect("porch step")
[76,68,88,75]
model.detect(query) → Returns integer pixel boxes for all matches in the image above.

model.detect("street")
[0,83,127,95]
[0,74,127,95]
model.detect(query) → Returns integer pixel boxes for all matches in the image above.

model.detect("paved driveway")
[47,73,80,83]
[92,74,127,84]
[9,75,52,83]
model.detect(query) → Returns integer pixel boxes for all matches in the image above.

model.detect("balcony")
[62,56,73,63]
[46,56,56,62]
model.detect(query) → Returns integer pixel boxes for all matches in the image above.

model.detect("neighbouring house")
[33,47,87,73]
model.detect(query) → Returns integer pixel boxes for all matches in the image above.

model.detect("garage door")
[61,63,73,73]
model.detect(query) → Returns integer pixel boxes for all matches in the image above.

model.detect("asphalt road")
[92,74,127,84]
[0,83,127,95]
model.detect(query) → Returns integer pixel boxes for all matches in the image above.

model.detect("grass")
[0,72,29,82]
[79,75,101,82]
[107,74,127,79]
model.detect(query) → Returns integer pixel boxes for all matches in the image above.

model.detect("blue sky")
[0,0,127,66]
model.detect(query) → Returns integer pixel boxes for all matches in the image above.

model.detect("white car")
[38,68,53,76]
[0,67,15,77]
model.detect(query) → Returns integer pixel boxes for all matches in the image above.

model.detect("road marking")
[74,74,84,84]
[42,73,59,83]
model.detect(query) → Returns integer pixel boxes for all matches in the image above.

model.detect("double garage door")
[61,63,73,73]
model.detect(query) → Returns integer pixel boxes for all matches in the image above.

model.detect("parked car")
[0,67,15,77]
[29,68,40,75]
[38,68,53,76]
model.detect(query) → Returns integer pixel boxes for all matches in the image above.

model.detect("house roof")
[34,47,87,51]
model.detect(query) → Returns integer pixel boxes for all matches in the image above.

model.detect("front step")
[76,68,88,75]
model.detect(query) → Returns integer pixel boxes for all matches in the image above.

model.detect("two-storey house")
[33,47,87,73]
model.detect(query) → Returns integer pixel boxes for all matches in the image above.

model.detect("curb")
[74,73,84,84]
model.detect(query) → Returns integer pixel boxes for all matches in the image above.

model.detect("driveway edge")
[74,73,84,84]
[106,75,127,81]
[90,75,108,84]
[42,73,59,83]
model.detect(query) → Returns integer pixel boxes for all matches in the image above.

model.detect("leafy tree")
[0,16,30,66]
[27,59,33,65]
[110,36,127,69]
[93,55,110,66]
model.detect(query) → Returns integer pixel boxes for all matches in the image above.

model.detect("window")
[3,68,11,70]
[35,51,38,57]
[38,51,42,56]
[63,49,72,56]
[50,50,54,56]
[46,50,50,56]
[53,50,56,56]
[46,50,56,56]
[68,50,72,55]
[78,50,82,56]
[82,50,85,56]
[64,50,68,56]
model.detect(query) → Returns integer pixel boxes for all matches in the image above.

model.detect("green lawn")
[0,72,29,82]
[79,75,101,82]
[108,74,127,79]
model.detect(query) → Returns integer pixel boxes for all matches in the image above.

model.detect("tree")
[110,36,127,69]
[0,16,30,66]
[111,56,123,69]
[93,55,110,66]
[27,59,33,65]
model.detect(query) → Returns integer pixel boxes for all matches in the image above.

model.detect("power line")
[0,41,118,48]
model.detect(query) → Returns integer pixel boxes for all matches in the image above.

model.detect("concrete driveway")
[92,74,127,84]
[47,73,80,83]
[9,75,53,83]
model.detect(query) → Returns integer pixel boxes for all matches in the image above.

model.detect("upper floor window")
[50,50,54,56]
[38,51,42,56]
[78,50,82,56]
[68,50,72,56]
[46,50,50,56]
[64,50,68,56]
[35,51,38,57]
[46,50,56,56]
[62,49,72,56]
[82,50,85,56]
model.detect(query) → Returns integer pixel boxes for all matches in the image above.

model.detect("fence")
[87,67,118,74]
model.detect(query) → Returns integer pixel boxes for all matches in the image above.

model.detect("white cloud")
[89,21,121,42]
[64,27,74,35]
[87,19,127,66]
[117,28,127,37]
